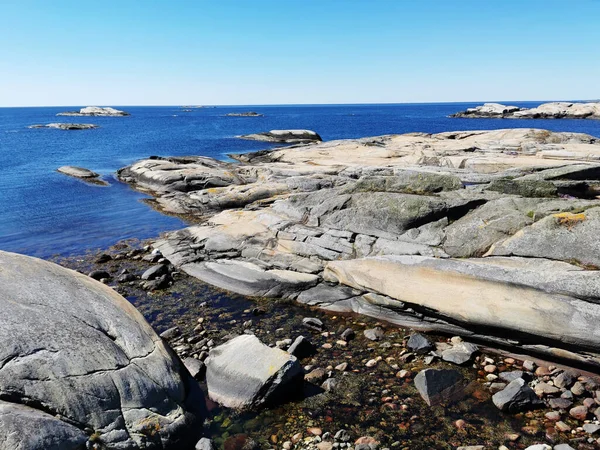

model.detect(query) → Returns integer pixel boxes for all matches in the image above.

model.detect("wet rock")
[303,317,324,331]
[142,273,171,291]
[414,368,465,406]
[341,328,356,341]
[322,378,338,392]
[205,334,303,409]
[363,327,384,341]
[196,438,214,450]
[406,333,434,354]
[141,264,169,280]
[441,342,478,365]
[183,357,206,379]
[492,378,543,412]
[287,336,316,359]
[95,253,112,263]
[554,371,578,389]
[88,269,110,280]
[305,368,328,384]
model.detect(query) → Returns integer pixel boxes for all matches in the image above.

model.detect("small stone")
[341,328,356,341]
[441,342,478,365]
[545,411,560,421]
[322,343,332,349]
[94,253,112,264]
[583,423,600,434]
[195,438,214,450]
[492,378,543,412]
[485,374,498,382]
[365,359,378,368]
[554,371,578,389]
[583,397,597,408]
[523,360,536,372]
[317,443,333,450]
[534,381,560,396]
[455,419,466,429]
[569,405,588,420]
[141,264,169,281]
[414,368,465,406]
[303,317,324,331]
[306,368,327,384]
[363,327,384,341]
[555,421,571,432]
[406,333,434,354]
[334,430,351,442]
[396,370,411,379]
[183,357,205,379]
[88,270,110,280]
[292,433,303,443]
[535,366,551,377]
[499,370,525,383]
[571,381,586,396]
[307,427,322,436]
[523,445,551,450]
[322,378,338,392]
[287,336,316,359]
[483,364,497,373]
[335,362,348,371]
[282,442,292,450]
[554,444,575,450]
[159,326,180,340]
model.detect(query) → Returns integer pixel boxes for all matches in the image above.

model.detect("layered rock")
[238,129,322,143]
[452,102,600,120]
[117,129,600,368]
[29,123,99,130]
[0,250,204,449]
[57,106,130,117]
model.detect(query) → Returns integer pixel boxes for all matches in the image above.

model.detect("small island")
[57,166,108,185]
[57,106,130,117]
[29,123,98,130]
[451,101,600,119]
[226,111,264,117]
[238,129,322,144]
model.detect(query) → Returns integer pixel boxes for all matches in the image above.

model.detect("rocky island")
[238,129,322,143]
[226,112,264,117]
[57,106,130,117]
[29,123,99,130]
[451,101,600,119]
[57,165,108,185]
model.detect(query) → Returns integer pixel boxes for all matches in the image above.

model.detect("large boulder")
[205,334,304,409]
[0,251,204,449]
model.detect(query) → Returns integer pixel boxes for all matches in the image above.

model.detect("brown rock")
[569,405,589,420]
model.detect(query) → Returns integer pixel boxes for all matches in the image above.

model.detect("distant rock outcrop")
[57,106,130,117]
[29,123,98,130]
[0,250,204,449]
[57,166,108,185]
[238,129,322,144]
[226,112,264,117]
[451,101,600,119]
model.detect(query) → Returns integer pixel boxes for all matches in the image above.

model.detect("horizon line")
[1,98,598,109]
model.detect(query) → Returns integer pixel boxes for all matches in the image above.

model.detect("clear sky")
[1,0,599,106]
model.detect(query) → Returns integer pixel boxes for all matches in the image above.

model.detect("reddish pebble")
[307,427,322,436]
[545,411,561,421]
[569,405,589,420]
[455,419,467,429]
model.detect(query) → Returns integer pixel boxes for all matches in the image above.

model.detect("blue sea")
[1,102,600,258]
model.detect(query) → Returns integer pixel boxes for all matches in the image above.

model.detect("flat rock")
[141,264,169,280]
[205,334,303,409]
[57,166,107,185]
[287,336,316,359]
[407,333,434,354]
[452,101,600,120]
[441,342,478,365]
[0,250,203,449]
[414,368,465,406]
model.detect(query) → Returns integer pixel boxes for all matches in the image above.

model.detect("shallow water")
[2,102,600,258]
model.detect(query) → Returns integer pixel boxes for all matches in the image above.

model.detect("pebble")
[572,381,586,396]
[363,327,384,341]
[365,359,378,368]
[570,405,589,420]
[396,369,410,379]
[483,364,497,373]
[307,427,322,436]
[545,411,560,421]
[335,362,348,371]
[523,360,536,372]
[555,421,571,432]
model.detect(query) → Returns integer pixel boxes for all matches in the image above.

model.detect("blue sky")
[1,0,599,106]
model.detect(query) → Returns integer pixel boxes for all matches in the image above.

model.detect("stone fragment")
[414,369,465,406]
[492,378,543,412]
[406,333,434,354]
[363,327,385,341]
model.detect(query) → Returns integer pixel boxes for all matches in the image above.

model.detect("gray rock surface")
[57,166,107,185]
[414,369,465,406]
[407,333,434,354]
[0,250,203,449]
[205,334,303,409]
[492,378,543,412]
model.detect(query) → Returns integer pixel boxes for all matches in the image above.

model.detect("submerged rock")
[57,166,107,185]
[57,106,130,116]
[414,368,465,406]
[205,334,304,409]
[0,250,204,449]
[238,129,322,143]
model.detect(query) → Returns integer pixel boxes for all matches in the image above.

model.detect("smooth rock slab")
[31,123,99,130]
[414,368,465,406]
[205,334,304,409]
[239,129,322,143]
[0,250,203,449]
